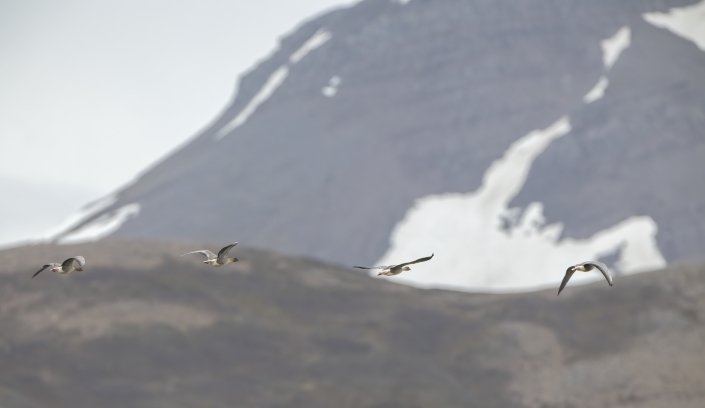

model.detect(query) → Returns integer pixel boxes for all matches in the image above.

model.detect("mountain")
[0,240,704,407]
[50,0,705,291]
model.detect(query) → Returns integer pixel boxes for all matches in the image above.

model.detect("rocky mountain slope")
[0,240,704,407]
[51,0,705,291]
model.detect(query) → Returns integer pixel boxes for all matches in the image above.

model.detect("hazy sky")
[0,0,355,246]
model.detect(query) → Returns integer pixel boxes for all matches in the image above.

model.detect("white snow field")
[322,75,341,97]
[215,29,332,140]
[582,26,631,104]
[58,203,141,244]
[601,26,631,70]
[375,117,666,292]
[34,195,118,243]
[582,76,609,103]
[644,0,705,52]
[289,29,332,64]
[214,66,290,140]
[583,26,632,103]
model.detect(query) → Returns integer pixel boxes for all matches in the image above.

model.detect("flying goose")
[354,254,434,276]
[32,256,86,279]
[181,243,239,266]
[558,261,613,295]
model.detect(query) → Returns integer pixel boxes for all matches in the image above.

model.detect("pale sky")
[0,0,356,246]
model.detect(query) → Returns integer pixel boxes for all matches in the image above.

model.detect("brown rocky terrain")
[0,240,703,407]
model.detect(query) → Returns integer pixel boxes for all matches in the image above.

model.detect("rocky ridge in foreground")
[0,240,703,407]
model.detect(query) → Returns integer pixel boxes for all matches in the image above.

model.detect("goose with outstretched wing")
[354,254,434,276]
[181,243,239,267]
[558,261,613,295]
[32,256,86,279]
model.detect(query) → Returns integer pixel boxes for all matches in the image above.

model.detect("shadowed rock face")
[0,240,704,407]
[56,1,704,267]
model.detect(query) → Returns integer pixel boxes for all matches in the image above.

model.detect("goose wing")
[217,243,238,263]
[32,263,59,279]
[584,261,613,287]
[353,264,392,270]
[181,250,217,260]
[62,256,85,269]
[398,253,434,268]
[557,267,575,295]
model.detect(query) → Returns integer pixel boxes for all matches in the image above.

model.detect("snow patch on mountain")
[290,29,332,64]
[322,76,341,97]
[58,203,140,245]
[583,76,609,103]
[215,29,332,140]
[214,66,290,140]
[581,27,631,104]
[644,0,705,52]
[376,117,666,292]
[36,195,118,242]
[392,0,411,4]
[601,26,631,70]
